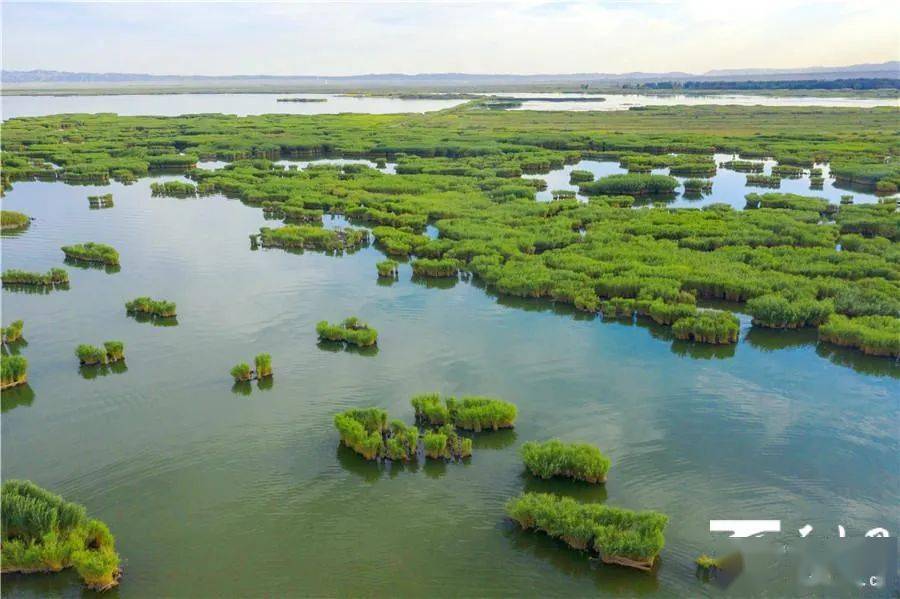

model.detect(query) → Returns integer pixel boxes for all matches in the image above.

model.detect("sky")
[2,0,898,76]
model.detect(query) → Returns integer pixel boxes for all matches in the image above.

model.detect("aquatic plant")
[229,362,252,382]
[569,170,594,184]
[1,479,121,590]
[423,424,472,460]
[2,320,25,343]
[376,259,399,278]
[316,317,378,347]
[150,181,197,197]
[682,179,712,193]
[258,225,367,253]
[125,296,177,318]
[385,420,419,461]
[818,314,900,358]
[1,210,30,230]
[254,353,273,378]
[671,311,740,344]
[75,344,107,366]
[60,242,119,266]
[521,440,611,483]
[103,341,125,363]
[720,159,764,173]
[745,174,781,188]
[1,355,28,390]
[696,554,720,570]
[771,164,804,178]
[840,194,854,205]
[447,396,517,431]
[411,393,452,425]
[411,258,459,278]
[1,268,69,287]
[87,193,114,208]
[579,174,677,196]
[506,492,668,570]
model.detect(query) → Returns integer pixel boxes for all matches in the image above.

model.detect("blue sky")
[2,1,898,75]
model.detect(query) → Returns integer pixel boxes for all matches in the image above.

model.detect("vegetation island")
[1,210,30,231]
[316,317,378,347]
[61,242,120,266]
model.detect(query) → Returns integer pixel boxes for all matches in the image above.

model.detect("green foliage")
[87,193,113,208]
[61,242,119,266]
[720,159,764,173]
[150,180,197,197]
[254,353,273,377]
[1,480,120,589]
[75,344,107,366]
[579,174,678,196]
[2,319,25,343]
[568,169,594,184]
[411,258,459,278]
[376,259,398,278]
[1,268,69,287]
[819,314,900,357]
[506,493,668,568]
[103,341,125,363]
[333,408,389,460]
[746,294,833,328]
[521,440,611,483]
[696,554,720,569]
[447,396,517,431]
[230,362,252,382]
[682,179,712,193]
[1,355,28,388]
[316,317,378,347]
[125,296,177,318]
[1,210,30,230]
[259,225,368,253]
[423,424,472,460]
[411,393,451,425]
[746,174,781,188]
[671,310,740,344]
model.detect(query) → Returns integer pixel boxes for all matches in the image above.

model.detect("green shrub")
[1,355,28,389]
[259,225,367,253]
[1,480,120,589]
[87,193,114,208]
[254,353,273,378]
[579,174,677,196]
[125,296,177,318]
[423,424,471,460]
[569,170,594,184]
[1,210,30,230]
[682,179,712,193]
[447,396,517,431]
[316,317,378,347]
[745,174,781,188]
[230,362,252,382]
[746,294,833,328]
[1,268,68,287]
[671,311,740,344]
[411,258,459,278]
[61,242,119,266]
[2,320,24,343]
[521,440,611,483]
[150,181,197,197]
[818,314,900,357]
[75,344,107,366]
[103,341,125,363]
[333,408,389,460]
[506,493,668,570]
[376,259,399,278]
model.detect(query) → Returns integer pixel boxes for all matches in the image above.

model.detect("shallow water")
[0,93,465,119]
[3,92,897,120]
[1,172,898,597]
[525,153,890,207]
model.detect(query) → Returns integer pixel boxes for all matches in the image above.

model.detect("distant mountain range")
[3,61,898,86]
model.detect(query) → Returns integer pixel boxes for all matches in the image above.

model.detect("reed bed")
[521,440,611,483]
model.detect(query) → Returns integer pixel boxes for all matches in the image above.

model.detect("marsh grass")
[521,440,610,484]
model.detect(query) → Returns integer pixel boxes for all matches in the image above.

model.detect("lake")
[1,166,897,596]
[2,92,897,119]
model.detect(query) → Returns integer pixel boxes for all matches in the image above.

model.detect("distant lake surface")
[2,92,897,119]
[1,162,897,597]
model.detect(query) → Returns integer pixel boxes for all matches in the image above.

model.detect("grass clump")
[103,341,125,363]
[818,314,900,357]
[333,408,393,461]
[316,317,378,347]
[1,355,28,390]
[506,492,668,571]
[579,174,677,196]
[423,424,472,460]
[230,362,252,382]
[1,480,121,590]
[411,258,459,278]
[413,393,517,431]
[411,393,451,425]
[672,311,740,344]
[1,210,30,230]
[87,193,113,208]
[1,268,68,287]
[2,320,25,343]
[254,353,273,378]
[125,296,177,318]
[258,225,367,254]
[696,554,721,570]
[75,343,124,366]
[745,174,781,188]
[150,181,197,197]
[376,259,398,278]
[568,170,594,184]
[521,439,611,483]
[682,179,712,193]
[61,242,119,266]
[746,294,833,328]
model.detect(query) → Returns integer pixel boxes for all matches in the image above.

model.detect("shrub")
[672,311,740,344]
[333,408,389,460]
[411,393,451,425]
[423,424,472,460]
[447,396,517,431]
[682,179,712,193]
[746,294,833,328]
[230,362,252,382]
[1,480,120,589]
[385,420,419,461]
[506,493,668,570]
[1,210,30,230]
[125,296,177,318]
[2,268,69,287]
[1,355,28,389]
[254,353,273,377]
[569,170,594,184]
[103,341,125,363]
[745,174,781,188]
[411,258,459,278]
[61,242,119,266]
[579,174,677,196]
[316,317,378,347]
[818,314,900,357]
[376,259,398,278]
[2,320,24,343]
[75,344,107,366]
[521,440,611,483]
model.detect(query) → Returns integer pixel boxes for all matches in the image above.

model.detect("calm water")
[1,170,898,597]
[2,92,896,120]
[525,153,892,207]
[0,94,465,119]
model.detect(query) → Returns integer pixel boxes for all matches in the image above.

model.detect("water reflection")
[231,381,253,396]
[127,312,179,327]
[0,384,35,413]
[2,338,29,356]
[471,428,518,450]
[521,472,609,503]
[63,256,121,274]
[315,340,379,357]
[411,275,458,290]
[78,361,128,380]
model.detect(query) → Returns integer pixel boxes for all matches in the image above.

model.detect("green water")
[1,175,897,597]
